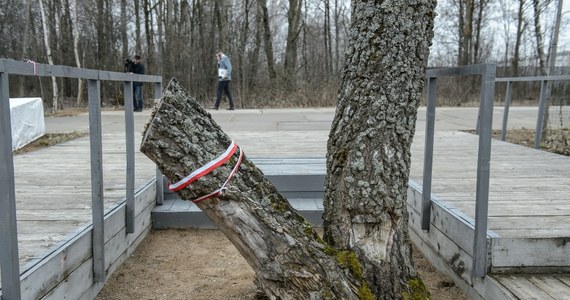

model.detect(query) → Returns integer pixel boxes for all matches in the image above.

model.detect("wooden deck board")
[409,131,570,238]
[12,133,157,270]
[5,108,570,299]
[496,276,556,299]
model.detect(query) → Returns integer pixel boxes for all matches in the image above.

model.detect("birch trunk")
[140,79,362,299]
[38,0,59,113]
[71,0,84,105]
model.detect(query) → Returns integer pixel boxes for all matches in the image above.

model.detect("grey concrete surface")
[44,106,541,135]
[43,105,543,159]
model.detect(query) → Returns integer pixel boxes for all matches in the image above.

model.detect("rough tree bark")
[140,79,363,299]
[323,1,437,299]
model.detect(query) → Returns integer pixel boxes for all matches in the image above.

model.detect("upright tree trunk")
[541,0,563,141]
[458,0,465,65]
[140,79,362,299]
[259,0,276,79]
[214,0,226,51]
[19,0,33,97]
[285,0,303,81]
[460,0,474,65]
[532,0,546,74]
[38,0,59,112]
[323,0,331,79]
[121,0,128,59]
[333,0,342,75]
[473,0,486,63]
[323,0,437,298]
[144,0,154,73]
[134,0,142,53]
[72,0,84,105]
[237,0,251,107]
[248,0,262,91]
[513,0,525,76]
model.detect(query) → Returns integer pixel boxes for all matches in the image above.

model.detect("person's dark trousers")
[214,80,234,109]
[133,85,143,111]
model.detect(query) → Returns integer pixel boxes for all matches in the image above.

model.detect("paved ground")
[44,106,541,146]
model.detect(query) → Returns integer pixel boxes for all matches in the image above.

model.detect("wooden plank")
[17,182,156,299]
[527,275,570,299]
[555,275,570,287]
[408,229,516,300]
[407,204,476,284]
[495,276,556,300]
[491,238,570,267]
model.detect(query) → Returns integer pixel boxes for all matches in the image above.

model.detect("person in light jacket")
[211,50,235,110]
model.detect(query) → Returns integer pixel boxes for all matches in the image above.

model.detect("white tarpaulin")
[10,97,45,151]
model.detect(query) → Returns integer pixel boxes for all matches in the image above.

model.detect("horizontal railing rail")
[495,75,570,147]
[0,59,162,299]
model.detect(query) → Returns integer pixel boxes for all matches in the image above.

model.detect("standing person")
[212,50,235,110]
[130,54,145,112]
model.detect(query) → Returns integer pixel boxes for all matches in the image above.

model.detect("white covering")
[10,97,45,151]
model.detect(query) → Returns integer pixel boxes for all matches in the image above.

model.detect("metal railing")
[0,59,162,299]
[496,75,570,148]
[421,64,496,278]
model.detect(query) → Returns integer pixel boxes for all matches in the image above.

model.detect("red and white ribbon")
[192,147,243,203]
[168,141,238,192]
[168,141,243,203]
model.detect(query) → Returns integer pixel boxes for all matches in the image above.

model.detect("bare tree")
[532,0,547,74]
[324,0,437,297]
[259,0,276,79]
[285,0,303,81]
[459,0,475,65]
[513,0,527,76]
[541,0,563,140]
[72,0,84,105]
[38,0,59,112]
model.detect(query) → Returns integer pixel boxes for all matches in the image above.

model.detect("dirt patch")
[45,107,88,117]
[465,128,570,156]
[96,229,467,300]
[13,132,87,155]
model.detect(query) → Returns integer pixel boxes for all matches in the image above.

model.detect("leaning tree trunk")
[323,1,437,299]
[140,79,366,299]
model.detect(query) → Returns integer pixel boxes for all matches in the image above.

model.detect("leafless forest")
[1,0,569,110]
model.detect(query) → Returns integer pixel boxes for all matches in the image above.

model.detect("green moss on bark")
[337,250,363,280]
[358,282,375,300]
[402,277,430,300]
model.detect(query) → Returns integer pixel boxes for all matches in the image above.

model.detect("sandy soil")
[96,229,467,300]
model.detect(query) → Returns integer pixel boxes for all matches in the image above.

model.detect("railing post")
[472,64,496,278]
[0,71,22,299]
[501,81,513,141]
[88,79,105,283]
[154,81,165,205]
[534,80,548,149]
[421,76,437,230]
[124,81,135,234]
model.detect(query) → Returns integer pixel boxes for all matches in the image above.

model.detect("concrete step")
[152,196,324,229]
[152,158,326,229]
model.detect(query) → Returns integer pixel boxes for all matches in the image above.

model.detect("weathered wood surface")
[5,104,570,298]
[12,132,157,270]
[494,274,570,300]
[408,130,570,238]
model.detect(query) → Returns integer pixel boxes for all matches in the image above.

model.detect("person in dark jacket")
[211,50,235,110]
[130,54,145,112]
